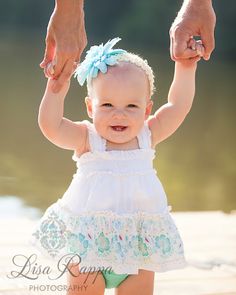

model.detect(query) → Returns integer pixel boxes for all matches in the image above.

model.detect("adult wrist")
[55,0,84,14]
[177,0,213,21]
[54,0,84,25]
[186,0,212,4]
[185,0,213,8]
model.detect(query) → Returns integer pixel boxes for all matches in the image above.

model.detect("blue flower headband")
[74,37,126,86]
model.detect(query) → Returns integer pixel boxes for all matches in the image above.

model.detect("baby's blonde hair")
[87,52,155,97]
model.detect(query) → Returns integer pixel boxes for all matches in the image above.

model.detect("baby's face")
[85,62,153,145]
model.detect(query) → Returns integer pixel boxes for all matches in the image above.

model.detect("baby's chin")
[104,132,140,147]
[105,134,131,144]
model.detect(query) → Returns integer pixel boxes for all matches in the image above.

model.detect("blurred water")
[0,35,235,212]
[0,195,41,219]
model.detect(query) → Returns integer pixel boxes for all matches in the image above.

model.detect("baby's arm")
[38,71,87,153]
[148,40,204,146]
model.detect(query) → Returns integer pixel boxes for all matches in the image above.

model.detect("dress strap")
[82,120,106,152]
[137,120,152,149]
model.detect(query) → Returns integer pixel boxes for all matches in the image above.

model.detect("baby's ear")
[85,96,93,118]
[145,99,153,119]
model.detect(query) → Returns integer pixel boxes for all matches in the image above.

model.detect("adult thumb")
[40,37,55,68]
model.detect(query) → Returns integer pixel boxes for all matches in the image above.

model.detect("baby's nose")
[113,108,126,118]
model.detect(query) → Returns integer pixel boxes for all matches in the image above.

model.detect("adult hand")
[178,38,205,67]
[170,0,216,62]
[40,0,87,93]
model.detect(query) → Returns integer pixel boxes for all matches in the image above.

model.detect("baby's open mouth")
[111,126,127,131]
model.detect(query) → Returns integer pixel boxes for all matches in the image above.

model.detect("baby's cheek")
[93,114,106,129]
[131,111,146,127]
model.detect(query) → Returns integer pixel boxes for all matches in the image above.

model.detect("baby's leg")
[66,263,105,295]
[115,269,155,295]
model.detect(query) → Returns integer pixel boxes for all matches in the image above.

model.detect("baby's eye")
[127,104,138,108]
[101,103,113,107]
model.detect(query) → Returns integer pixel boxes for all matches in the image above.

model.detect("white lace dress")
[29,120,187,274]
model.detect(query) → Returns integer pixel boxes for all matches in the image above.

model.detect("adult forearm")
[185,0,212,4]
[177,0,213,21]
[54,0,84,25]
[181,0,212,10]
[54,0,85,32]
[55,0,84,13]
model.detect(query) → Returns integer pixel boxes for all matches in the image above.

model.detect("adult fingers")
[53,45,84,79]
[40,35,55,69]
[52,16,87,78]
[51,59,75,93]
[195,40,205,57]
[52,51,67,78]
[53,32,87,78]
[188,38,196,50]
[170,29,197,61]
[172,40,199,60]
[200,7,216,61]
[200,28,215,61]
[75,43,84,64]
[44,62,55,78]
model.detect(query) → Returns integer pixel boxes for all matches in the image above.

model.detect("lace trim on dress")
[29,199,186,274]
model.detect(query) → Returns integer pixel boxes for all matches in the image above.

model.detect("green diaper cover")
[101,270,129,289]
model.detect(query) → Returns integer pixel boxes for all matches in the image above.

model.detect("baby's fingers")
[188,38,196,51]
[187,38,201,58]
[188,38,205,59]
